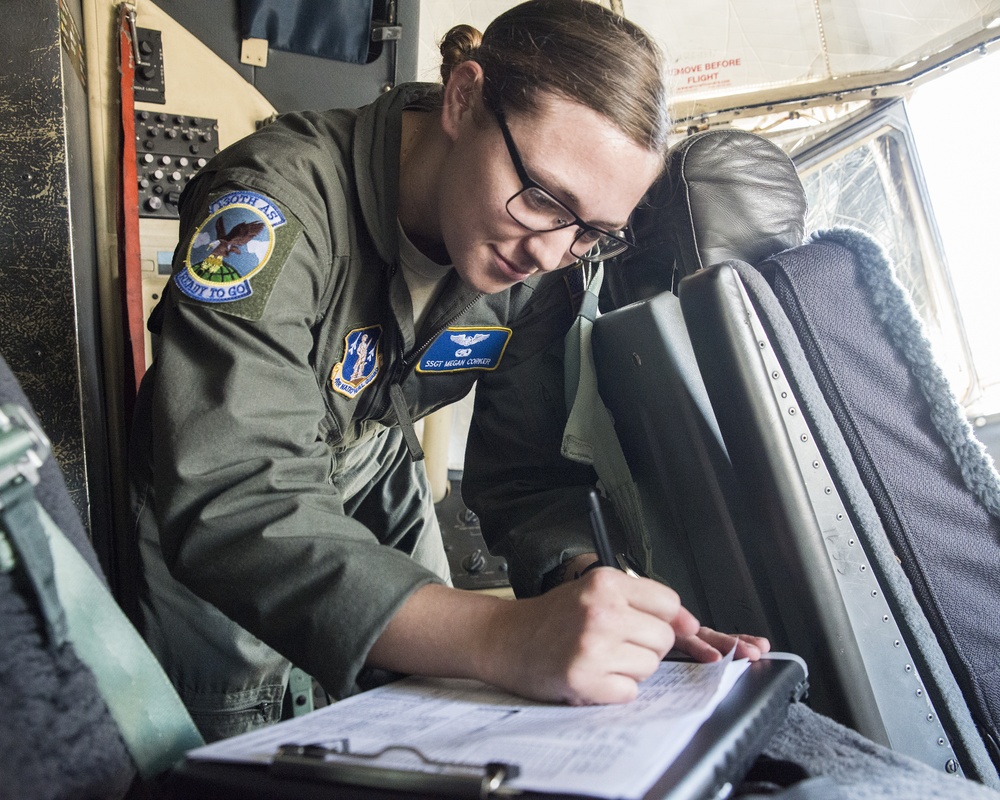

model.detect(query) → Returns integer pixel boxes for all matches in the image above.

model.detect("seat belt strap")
[0,405,204,778]
[561,266,655,576]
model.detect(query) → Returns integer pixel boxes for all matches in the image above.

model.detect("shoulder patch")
[416,326,512,373]
[331,325,383,398]
[174,190,302,320]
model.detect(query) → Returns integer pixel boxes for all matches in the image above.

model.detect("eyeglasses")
[491,107,634,263]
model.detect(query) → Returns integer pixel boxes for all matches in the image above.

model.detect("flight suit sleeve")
[149,175,441,700]
[463,271,625,598]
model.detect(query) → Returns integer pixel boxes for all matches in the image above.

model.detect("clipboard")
[162,656,808,800]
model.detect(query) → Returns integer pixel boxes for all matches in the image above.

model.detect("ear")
[441,60,485,141]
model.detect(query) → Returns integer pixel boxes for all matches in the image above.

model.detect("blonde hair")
[438,0,669,155]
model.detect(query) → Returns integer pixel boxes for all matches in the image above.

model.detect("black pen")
[586,488,618,568]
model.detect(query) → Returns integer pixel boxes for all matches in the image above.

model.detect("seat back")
[596,129,809,636]
[596,129,1000,786]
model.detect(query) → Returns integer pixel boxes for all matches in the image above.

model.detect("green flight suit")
[130,82,598,742]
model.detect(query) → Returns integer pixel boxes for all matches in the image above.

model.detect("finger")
[697,628,769,661]
[596,572,684,623]
[730,634,770,661]
[671,605,701,637]
[672,633,723,663]
[737,633,771,654]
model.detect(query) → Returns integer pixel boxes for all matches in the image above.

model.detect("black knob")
[461,549,487,574]
[167,191,182,205]
[139,40,153,55]
[145,196,163,211]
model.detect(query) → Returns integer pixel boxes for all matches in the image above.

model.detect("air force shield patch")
[331,325,383,398]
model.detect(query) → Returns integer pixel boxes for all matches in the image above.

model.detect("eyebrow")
[529,163,629,232]
[496,106,630,233]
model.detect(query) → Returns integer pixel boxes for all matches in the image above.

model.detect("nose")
[521,227,580,273]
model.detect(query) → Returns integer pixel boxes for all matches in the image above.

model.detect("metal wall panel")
[0,0,111,554]
[151,0,419,112]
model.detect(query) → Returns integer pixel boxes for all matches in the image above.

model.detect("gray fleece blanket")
[761,703,1000,799]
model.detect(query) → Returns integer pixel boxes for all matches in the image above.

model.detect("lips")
[493,247,535,282]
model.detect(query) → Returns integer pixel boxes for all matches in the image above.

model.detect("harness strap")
[0,404,204,778]
[561,265,655,576]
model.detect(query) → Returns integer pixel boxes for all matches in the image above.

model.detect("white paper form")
[188,653,749,800]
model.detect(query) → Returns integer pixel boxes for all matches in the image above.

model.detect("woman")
[131,0,767,743]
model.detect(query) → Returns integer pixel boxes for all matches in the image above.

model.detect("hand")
[481,567,700,706]
[673,626,771,663]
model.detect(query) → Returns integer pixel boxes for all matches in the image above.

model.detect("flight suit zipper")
[380,294,484,461]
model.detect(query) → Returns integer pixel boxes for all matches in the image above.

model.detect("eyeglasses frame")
[490,105,634,263]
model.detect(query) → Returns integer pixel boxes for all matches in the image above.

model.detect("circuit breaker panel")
[136,111,218,218]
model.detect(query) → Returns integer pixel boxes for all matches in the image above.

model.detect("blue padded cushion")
[756,228,1000,757]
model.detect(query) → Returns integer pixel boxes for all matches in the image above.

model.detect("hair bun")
[439,24,483,84]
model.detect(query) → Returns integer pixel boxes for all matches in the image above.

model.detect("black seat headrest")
[611,129,807,305]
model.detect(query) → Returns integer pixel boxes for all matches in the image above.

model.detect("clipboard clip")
[272,742,520,799]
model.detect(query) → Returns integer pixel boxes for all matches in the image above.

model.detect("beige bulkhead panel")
[83,0,277,375]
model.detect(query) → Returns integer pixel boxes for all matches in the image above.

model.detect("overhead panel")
[626,0,1000,119]
[417,1,1000,122]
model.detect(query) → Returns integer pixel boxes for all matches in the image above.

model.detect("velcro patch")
[331,325,383,398]
[174,190,302,320]
[416,327,512,373]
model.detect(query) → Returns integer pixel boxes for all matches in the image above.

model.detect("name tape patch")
[417,327,512,373]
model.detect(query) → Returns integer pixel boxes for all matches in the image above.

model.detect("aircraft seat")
[595,128,1000,787]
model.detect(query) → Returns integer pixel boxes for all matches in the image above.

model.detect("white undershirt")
[397,219,452,331]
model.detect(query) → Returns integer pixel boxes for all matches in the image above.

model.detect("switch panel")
[133,28,165,104]
[135,111,218,219]
[437,477,510,591]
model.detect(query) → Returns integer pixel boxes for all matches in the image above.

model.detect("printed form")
[188,652,749,799]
